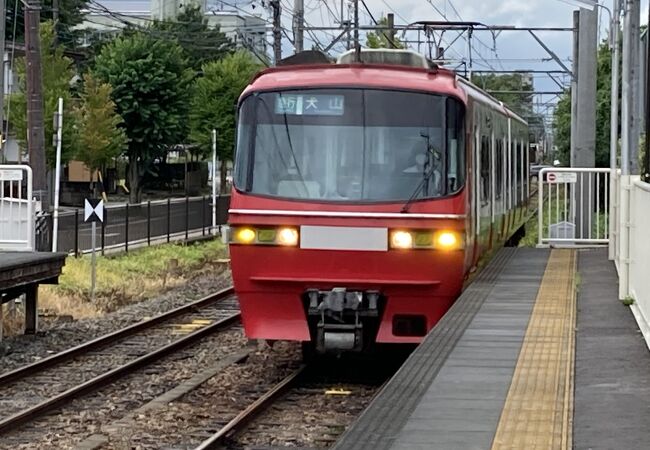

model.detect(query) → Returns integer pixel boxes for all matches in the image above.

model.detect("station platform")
[334,247,650,450]
[0,252,66,337]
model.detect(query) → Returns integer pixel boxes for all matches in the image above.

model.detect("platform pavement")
[574,248,650,449]
[333,247,650,450]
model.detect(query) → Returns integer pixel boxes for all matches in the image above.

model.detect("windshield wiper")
[401,133,438,213]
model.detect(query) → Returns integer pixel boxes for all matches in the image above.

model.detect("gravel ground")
[0,328,250,449]
[0,269,233,372]
[100,341,303,449]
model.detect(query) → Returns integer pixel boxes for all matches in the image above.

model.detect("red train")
[228,49,530,353]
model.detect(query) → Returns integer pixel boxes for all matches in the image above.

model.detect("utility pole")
[353,0,360,61]
[574,7,597,239]
[387,13,396,49]
[293,0,304,53]
[25,0,48,210]
[609,0,621,260]
[621,0,641,176]
[0,0,6,160]
[270,0,282,65]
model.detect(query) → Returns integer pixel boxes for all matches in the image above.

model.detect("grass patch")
[40,239,229,318]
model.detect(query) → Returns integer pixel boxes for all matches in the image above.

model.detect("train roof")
[244,50,527,126]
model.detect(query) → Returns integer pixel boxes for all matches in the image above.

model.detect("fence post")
[101,217,105,256]
[74,209,79,258]
[167,198,171,243]
[185,195,189,241]
[147,201,151,246]
[125,204,129,253]
[202,195,206,236]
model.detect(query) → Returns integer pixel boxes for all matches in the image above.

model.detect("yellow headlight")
[235,227,256,244]
[435,231,460,250]
[277,227,299,246]
[391,231,414,249]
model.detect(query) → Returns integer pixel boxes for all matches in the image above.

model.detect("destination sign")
[275,94,345,116]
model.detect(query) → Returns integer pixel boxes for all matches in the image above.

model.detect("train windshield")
[234,89,465,202]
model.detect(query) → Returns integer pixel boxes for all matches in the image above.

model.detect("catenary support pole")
[293,0,304,53]
[212,129,217,236]
[574,7,597,239]
[570,11,580,162]
[52,98,63,252]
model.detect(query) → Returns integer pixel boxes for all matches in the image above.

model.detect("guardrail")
[36,195,231,255]
[537,167,611,247]
[0,165,34,251]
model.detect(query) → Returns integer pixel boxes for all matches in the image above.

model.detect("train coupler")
[306,288,381,353]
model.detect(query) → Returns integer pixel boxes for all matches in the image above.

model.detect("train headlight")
[434,230,462,250]
[390,231,414,249]
[277,227,299,246]
[234,227,256,244]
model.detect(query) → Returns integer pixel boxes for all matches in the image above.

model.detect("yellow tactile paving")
[491,249,577,450]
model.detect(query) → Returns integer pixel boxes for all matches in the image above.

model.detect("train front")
[228,65,470,353]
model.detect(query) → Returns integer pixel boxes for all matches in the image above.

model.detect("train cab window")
[446,98,465,192]
[234,89,467,203]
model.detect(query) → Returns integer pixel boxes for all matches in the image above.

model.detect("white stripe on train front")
[228,209,466,220]
[300,226,388,251]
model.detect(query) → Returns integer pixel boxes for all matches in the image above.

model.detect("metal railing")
[0,165,34,251]
[537,167,611,247]
[37,195,231,255]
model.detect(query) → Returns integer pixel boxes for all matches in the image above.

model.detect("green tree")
[73,74,128,182]
[473,73,546,144]
[189,51,261,192]
[366,17,404,49]
[8,21,78,167]
[93,32,194,203]
[151,5,234,72]
[553,36,617,167]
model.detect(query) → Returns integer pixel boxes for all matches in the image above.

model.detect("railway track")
[192,355,405,450]
[0,287,239,437]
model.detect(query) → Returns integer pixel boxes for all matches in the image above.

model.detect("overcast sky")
[104,0,650,119]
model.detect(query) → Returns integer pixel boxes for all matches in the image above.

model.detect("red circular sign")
[547,173,556,182]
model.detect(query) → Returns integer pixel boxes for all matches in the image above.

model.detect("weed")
[621,296,635,306]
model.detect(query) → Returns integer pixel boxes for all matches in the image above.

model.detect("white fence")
[537,167,611,247]
[0,165,34,251]
[616,175,650,345]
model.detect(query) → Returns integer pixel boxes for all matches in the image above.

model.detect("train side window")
[446,98,465,192]
[480,135,490,205]
[495,138,503,201]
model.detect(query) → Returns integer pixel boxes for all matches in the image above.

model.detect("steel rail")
[0,286,235,385]
[0,310,241,434]
[194,365,308,450]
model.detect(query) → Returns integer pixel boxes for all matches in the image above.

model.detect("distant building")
[76,0,268,57]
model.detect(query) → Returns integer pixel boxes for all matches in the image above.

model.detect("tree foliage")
[366,17,404,49]
[553,37,617,167]
[189,51,261,191]
[6,0,88,46]
[9,21,78,167]
[73,74,128,175]
[472,73,545,143]
[150,5,234,72]
[93,32,194,202]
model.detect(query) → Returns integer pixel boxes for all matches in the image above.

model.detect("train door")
[479,130,492,250]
